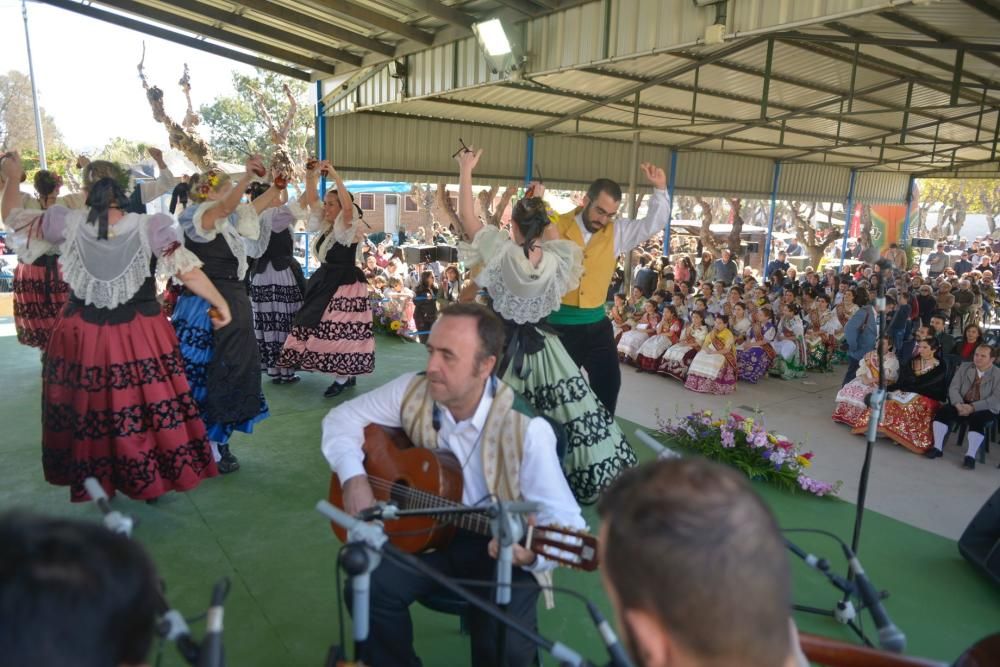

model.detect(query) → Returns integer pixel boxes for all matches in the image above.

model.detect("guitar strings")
[363,476,492,528]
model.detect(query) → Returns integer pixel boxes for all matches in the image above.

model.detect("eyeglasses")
[591,205,619,221]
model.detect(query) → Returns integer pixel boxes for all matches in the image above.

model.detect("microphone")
[848,555,906,653]
[83,477,134,537]
[196,578,230,667]
[585,602,634,667]
[633,429,682,459]
[784,539,852,595]
[341,533,380,642]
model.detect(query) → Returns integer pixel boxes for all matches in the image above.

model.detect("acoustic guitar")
[328,424,599,571]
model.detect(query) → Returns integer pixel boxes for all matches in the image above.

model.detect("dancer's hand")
[75,155,90,170]
[343,476,377,516]
[0,152,21,180]
[456,146,482,172]
[147,146,166,169]
[208,302,232,329]
[245,154,266,178]
[641,162,667,190]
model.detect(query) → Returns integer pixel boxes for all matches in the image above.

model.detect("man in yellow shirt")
[547,163,669,414]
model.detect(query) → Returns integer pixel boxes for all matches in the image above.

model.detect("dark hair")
[964,324,984,342]
[33,170,60,199]
[328,189,364,219]
[585,177,622,203]
[977,343,999,359]
[663,304,678,319]
[715,313,730,326]
[84,177,129,240]
[930,310,949,324]
[853,286,871,307]
[0,512,160,667]
[419,270,435,289]
[246,181,271,201]
[597,459,791,667]
[438,303,504,368]
[511,197,550,259]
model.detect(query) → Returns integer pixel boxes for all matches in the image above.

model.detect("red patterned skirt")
[859,394,940,453]
[278,280,374,375]
[13,256,69,349]
[42,307,217,502]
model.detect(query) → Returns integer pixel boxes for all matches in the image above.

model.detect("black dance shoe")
[324,382,347,398]
[217,445,240,474]
[962,455,976,470]
[924,448,943,459]
[346,376,357,387]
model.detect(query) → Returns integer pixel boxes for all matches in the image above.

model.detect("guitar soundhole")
[389,480,410,509]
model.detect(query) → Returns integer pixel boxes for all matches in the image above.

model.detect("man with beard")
[597,458,807,667]
[547,165,669,414]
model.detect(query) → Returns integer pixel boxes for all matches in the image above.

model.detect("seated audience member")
[597,458,806,667]
[833,337,899,430]
[0,512,160,667]
[957,324,985,362]
[875,337,948,454]
[684,313,738,395]
[930,311,957,356]
[658,310,709,381]
[926,344,1000,470]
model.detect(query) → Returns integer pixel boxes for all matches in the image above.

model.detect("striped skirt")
[250,264,303,379]
[278,281,375,376]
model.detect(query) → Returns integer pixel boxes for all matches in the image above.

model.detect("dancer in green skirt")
[454,147,636,504]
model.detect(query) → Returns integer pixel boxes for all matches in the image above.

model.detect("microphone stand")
[491,500,524,667]
[316,500,593,667]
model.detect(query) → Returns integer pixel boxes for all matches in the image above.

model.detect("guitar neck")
[367,475,493,534]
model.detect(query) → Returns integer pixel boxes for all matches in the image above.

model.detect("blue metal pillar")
[900,175,917,249]
[762,161,782,272]
[838,169,858,272]
[524,133,535,186]
[663,149,678,259]
[316,81,327,196]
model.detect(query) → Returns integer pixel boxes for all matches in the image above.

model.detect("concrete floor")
[616,361,1000,541]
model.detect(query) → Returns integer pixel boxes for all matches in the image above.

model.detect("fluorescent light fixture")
[474,19,512,57]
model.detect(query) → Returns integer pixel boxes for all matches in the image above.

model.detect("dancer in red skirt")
[2,153,229,502]
[4,169,70,349]
[278,163,374,397]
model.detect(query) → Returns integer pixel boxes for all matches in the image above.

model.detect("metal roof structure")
[37,0,1000,201]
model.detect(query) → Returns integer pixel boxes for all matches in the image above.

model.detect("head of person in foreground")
[597,457,794,667]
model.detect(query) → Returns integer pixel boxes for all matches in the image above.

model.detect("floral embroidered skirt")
[503,327,637,505]
[684,351,737,395]
[250,263,303,379]
[737,345,774,384]
[13,256,69,349]
[658,344,698,381]
[866,395,940,453]
[42,308,217,502]
[635,334,675,371]
[832,379,874,430]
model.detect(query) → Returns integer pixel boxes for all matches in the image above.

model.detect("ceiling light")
[473,19,512,57]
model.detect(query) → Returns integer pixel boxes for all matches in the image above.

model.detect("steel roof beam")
[88,0,348,70]
[877,9,1000,71]
[775,32,1000,53]
[231,0,396,56]
[308,0,434,44]
[36,0,311,80]
[158,0,377,60]
[529,36,767,133]
[392,0,475,29]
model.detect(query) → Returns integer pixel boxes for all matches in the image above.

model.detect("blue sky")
[1,1,260,152]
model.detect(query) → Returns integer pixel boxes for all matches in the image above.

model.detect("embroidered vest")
[555,208,615,309]
[398,374,556,606]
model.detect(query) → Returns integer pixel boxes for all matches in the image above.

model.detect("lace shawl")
[311,211,356,259]
[191,201,262,279]
[460,226,584,324]
[1,208,57,263]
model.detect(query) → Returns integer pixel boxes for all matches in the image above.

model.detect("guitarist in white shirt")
[321,302,585,667]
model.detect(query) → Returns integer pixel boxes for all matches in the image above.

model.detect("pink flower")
[721,428,736,448]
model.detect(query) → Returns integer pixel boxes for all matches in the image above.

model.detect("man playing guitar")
[322,303,585,667]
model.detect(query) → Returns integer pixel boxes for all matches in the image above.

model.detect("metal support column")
[900,175,917,251]
[760,38,774,120]
[839,169,858,272]
[663,149,678,260]
[316,81,327,196]
[22,0,46,169]
[762,161,782,272]
[623,94,641,296]
[524,134,535,186]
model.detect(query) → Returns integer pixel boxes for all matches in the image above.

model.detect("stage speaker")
[911,238,935,249]
[436,244,458,263]
[403,245,437,265]
[958,485,1000,586]
[744,242,760,253]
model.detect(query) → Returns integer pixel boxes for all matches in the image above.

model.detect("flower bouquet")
[369,292,413,340]
[656,410,841,497]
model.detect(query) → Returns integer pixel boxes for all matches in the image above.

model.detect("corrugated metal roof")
[779,162,853,201]
[854,171,912,203]
[673,152,775,198]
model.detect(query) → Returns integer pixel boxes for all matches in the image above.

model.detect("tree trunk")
[434,183,462,238]
[695,196,719,254]
[727,197,744,254]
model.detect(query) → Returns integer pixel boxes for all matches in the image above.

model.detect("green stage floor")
[1,334,997,666]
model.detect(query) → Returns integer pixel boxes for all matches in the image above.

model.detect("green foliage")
[918,178,997,214]
[18,147,79,186]
[0,70,65,154]
[93,137,149,166]
[199,69,314,164]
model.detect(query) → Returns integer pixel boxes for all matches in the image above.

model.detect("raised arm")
[455,147,485,240]
[329,163,352,226]
[199,155,265,230]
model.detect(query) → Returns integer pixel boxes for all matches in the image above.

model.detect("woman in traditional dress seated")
[830,287,860,364]
[635,304,682,372]
[659,309,709,381]
[618,299,660,363]
[609,292,628,342]
[957,323,984,362]
[832,337,899,430]
[805,292,836,372]
[874,337,949,453]
[685,314,738,395]
[738,305,777,383]
[770,302,807,380]
[730,301,752,342]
